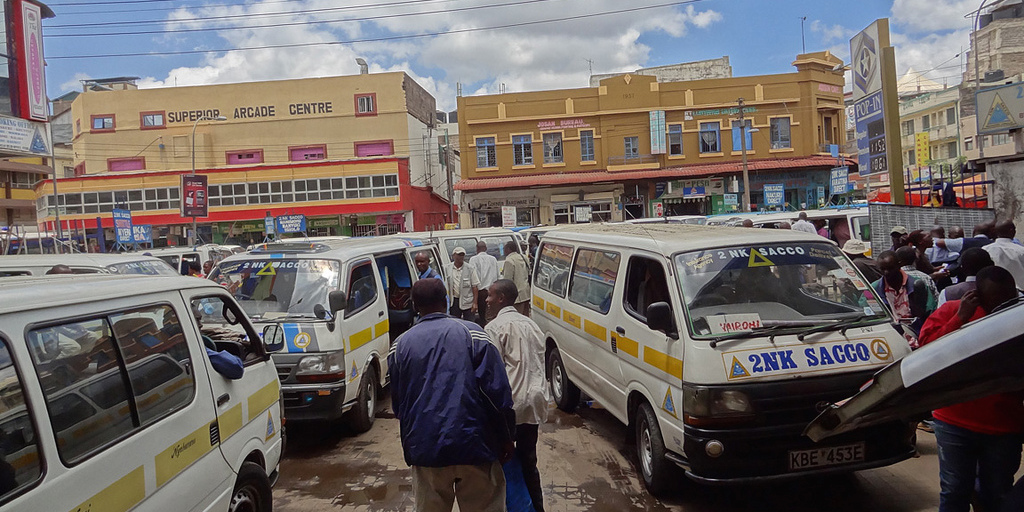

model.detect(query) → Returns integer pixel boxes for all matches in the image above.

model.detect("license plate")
[788,443,865,470]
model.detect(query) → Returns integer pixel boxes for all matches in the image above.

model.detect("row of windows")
[474,118,792,168]
[38,186,181,215]
[208,174,399,206]
[900,107,958,136]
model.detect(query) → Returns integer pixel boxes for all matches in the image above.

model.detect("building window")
[624,136,639,159]
[668,124,683,156]
[946,107,956,126]
[770,118,792,149]
[991,133,1009,146]
[542,133,563,164]
[907,149,915,165]
[74,162,86,177]
[354,140,395,157]
[355,93,377,116]
[965,137,974,151]
[107,157,145,172]
[699,122,720,153]
[513,135,533,165]
[75,119,81,136]
[901,120,914,136]
[731,119,753,151]
[226,150,264,165]
[580,130,595,161]
[90,114,115,132]
[140,111,165,130]
[289,145,326,161]
[921,115,930,130]
[476,137,496,168]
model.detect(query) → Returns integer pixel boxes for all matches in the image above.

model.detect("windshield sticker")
[707,314,763,334]
[832,257,869,290]
[257,262,277,276]
[282,324,319,353]
[722,337,895,380]
[662,388,678,418]
[679,244,836,276]
[747,249,775,268]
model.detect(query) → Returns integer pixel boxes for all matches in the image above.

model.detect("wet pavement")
[272,393,980,511]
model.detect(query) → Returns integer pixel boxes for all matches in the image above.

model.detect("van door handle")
[616,326,626,335]
[379,311,385,317]
[217,393,230,407]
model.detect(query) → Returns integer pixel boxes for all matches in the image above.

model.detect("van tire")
[230,462,272,512]
[635,402,671,495]
[547,348,580,412]
[350,366,377,434]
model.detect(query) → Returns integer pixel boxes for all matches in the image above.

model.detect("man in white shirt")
[501,241,531,315]
[984,220,1024,290]
[485,279,550,512]
[791,212,817,234]
[469,241,499,325]
[445,247,480,321]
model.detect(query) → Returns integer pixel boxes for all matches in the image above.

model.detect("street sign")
[275,214,307,234]
[976,81,1024,134]
[113,209,133,244]
[181,175,208,217]
[501,206,516,228]
[763,184,785,207]
[830,167,849,196]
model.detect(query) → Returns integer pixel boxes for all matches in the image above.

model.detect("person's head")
[528,234,540,248]
[975,266,1018,313]
[45,264,72,275]
[813,219,826,229]
[486,279,518,312]
[411,278,448,315]
[452,246,466,266]
[741,219,754,228]
[203,260,214,274]
[949,226,965,239]
[188,261,202,276]
[894,246,917,268]
[958,247,994,277]
[504,241,518,257]
[414,251,431,273]
[779,221,792,229]
[930,226,945,239]
[842,239,870,258]
[978,219,997,238]
[890,225,908,243]
[877,250,902,285]
[476,241,488,254]
[995,220,1016,240]
[907,230,933,249]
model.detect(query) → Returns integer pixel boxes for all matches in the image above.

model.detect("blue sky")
[42,0,976,110]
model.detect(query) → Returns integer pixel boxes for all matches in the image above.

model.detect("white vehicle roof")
[0,275,221,315]
[223,236,434,263]
[541,223,830,255]
[136,244,224,255]
[705,207,868,226]
[0,253,177,270]
[400,227,524,239]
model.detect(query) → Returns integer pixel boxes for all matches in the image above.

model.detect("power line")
[52,0,303,15]
[47,0,707,60]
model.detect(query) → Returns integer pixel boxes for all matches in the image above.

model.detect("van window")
[443,238,477,260]
[346,262,379,317]
[0,337,43,501]
[568,249,620,315]
[852,216,870,242]
[535,242,573,297]
[624,257,672,320]
[28,305,195,463]
[191,296,259,362]
[0,270,30,278]
[480,236,517,261]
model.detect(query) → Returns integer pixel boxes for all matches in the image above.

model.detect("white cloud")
[891,0,975,33]
[60,72,92,94]
[811,20,853,43]
[890,29,969,85]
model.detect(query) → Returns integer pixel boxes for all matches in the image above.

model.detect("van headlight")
[682,385,755,427]
[295,350,346,383]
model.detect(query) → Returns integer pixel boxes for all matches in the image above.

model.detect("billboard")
[12,0,47,122]
[830,167,849,196]
[275,214,307,234]
[763,184,785,207]
[113,209,133,244]
[181,175,208,217]
[132,224,153,244]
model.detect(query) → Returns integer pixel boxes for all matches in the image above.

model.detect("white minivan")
[533,223,915,491]
[0,253,179,277]
[0,275,283,511]
[211,237,444,433]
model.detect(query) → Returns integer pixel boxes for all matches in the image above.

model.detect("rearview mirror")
[328,290,347,314]
[646,302,678,340]
[263,325,285,352]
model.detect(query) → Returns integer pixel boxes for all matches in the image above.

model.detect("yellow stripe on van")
[546,302,561,318]
[583,320,607,342]
[218,403,244,440]
[615,334,639,358]
[562,310,581,329]
[533,296,545,310]
[374,319,390,338]
[155,423,216,487]
[69,465,146,512]
[349,327,374,351]
[248,380,281,421]
[644,347,683,380]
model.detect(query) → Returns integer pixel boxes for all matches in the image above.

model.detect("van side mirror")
[646,302,678,340]
[328,290,348,314]
[262,325,285,352]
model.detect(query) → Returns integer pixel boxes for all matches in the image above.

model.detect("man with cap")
[889,225,909,252]
[445,246,480,321]
[842,239,882,284]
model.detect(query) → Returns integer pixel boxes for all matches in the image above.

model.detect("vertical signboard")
[830,167,849,196]
[763,184,785,207]
[649,110,666,154]
[914,132,930,168]
[112,209,134,244]
[181,175,208,217]
[14,0,47,122]
[501,206,517,228]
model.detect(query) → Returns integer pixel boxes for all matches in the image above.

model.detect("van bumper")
[280,382,348,422]
[679,421,917,483]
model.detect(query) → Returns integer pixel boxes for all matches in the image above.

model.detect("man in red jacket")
[918,265,1024,512]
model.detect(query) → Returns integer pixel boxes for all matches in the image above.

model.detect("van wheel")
[547,348,580,412]
[350,366,377,433]
[635,402,672,495]
[230,462,272,512]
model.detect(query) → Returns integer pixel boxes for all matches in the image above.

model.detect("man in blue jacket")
[388,278,516,512]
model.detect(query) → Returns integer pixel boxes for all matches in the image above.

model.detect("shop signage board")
[113,209,133,244]
[264,215,275,235]
[649,110,666,154]
[724,194,738,206]
[132,224,152,244]
[275,214,307,234]
[850,19,903,198]
[763,184,785,207]
[181,175,208,217]
[574,206,592,223]
[976,81,1024,134]
[501,206,517,228]
[0,115,50,156]
[475,197,539,209]
[830,167,849,196]
[914,132,929,167]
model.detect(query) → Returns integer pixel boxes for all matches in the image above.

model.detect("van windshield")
[674,242,888,338]
[106,260,178,276]
[211,259,341,320]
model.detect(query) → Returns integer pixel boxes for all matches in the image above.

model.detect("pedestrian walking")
[388,278,516,512]
[470,241,500,324]
[484,280,550,512]
[501,242,531,315]
[445,246,480,321]
[918,266,1024,512]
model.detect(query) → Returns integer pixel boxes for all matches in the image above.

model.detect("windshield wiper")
[795,314,887,341]
[707,320,820,348]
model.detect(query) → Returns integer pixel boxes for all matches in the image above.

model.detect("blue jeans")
[933,419,1023,512]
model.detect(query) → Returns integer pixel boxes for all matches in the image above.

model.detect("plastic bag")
[502,458,535,512]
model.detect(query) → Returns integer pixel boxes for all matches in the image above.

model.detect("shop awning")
[454,155,854,192]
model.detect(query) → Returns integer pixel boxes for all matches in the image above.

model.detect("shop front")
[747,169,831,211]
[550,190,620,225]
[652,177,729,216]
[470,197,540,228]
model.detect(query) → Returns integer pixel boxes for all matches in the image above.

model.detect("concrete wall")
[589,57,732,86]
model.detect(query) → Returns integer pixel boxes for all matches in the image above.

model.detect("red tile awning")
[454,155,855,192]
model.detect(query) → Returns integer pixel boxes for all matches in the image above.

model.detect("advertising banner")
[830,167,849,196]
[113,209,133,244]
[914,132,929,168]
[649,110,666,154]
[132,224,152,244]
[275,214,307,234]
[16,0,47,122]
[181,175,208,217]
[763,184,785,207]
[501,206,517,228]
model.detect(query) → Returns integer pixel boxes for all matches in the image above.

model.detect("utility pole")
[738,98,752,212]
[444,129,454,225]
[800,17,807,53]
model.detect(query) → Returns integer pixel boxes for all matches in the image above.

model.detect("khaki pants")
[412,461,506,512]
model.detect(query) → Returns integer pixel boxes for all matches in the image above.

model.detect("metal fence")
[868,204,995,253]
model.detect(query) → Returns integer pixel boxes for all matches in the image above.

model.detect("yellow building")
[37,72,451,247]
[455,52,851,226]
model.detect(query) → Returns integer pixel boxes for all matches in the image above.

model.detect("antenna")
[800,16,807,53]
[585,58,595,76]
